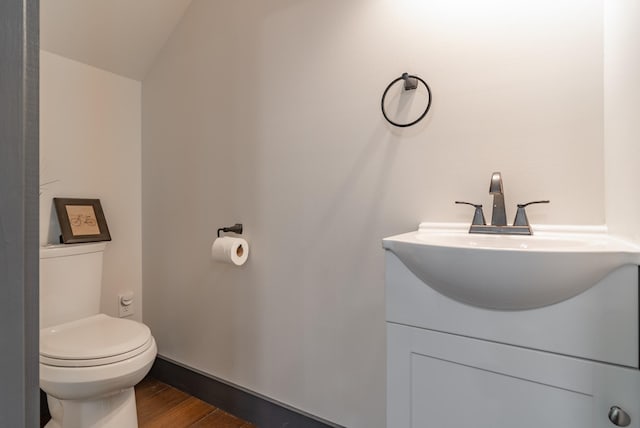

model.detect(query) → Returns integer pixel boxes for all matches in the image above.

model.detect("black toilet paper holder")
[217,223,243,237]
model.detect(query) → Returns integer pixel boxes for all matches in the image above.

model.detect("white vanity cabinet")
[385,251,640,428]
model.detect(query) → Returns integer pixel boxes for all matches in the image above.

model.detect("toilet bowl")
[40,243,157,428]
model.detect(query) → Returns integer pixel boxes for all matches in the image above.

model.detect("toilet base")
[45,387,138,428]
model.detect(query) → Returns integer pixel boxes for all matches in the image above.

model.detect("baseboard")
[150,355,343,428]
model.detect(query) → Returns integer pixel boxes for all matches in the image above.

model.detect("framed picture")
[53,198,112,244]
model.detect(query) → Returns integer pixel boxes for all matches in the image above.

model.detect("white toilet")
[39,242,157,428]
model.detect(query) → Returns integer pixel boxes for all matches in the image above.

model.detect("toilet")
[39,242,157,428]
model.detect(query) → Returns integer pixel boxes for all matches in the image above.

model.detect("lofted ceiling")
[41,0,193,80]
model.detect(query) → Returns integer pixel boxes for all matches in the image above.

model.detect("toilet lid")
[40,314,152,365]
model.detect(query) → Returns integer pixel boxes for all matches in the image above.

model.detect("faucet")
[489,172,507,226]
[456,172,549,235]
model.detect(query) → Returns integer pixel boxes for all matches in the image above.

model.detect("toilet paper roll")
[211,236,249,266]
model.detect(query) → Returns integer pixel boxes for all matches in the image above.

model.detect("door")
[0,0,40,427]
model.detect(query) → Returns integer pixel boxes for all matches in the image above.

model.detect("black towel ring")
[381,73,432,128]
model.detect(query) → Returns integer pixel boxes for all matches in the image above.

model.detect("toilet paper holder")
[217,223,243,237]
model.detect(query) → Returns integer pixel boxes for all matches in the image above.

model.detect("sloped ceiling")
[41,0,193,80]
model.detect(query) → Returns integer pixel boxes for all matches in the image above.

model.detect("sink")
[383,223,640,310]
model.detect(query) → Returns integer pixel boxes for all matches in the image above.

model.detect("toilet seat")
[40,314,152,367]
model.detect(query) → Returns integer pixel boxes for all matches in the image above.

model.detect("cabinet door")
[411,353,592,427]
[388,323,640,428]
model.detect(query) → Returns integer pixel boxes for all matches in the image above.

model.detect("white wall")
[604,0,640,242]
[40,51,143,321]
[142,1,604,426]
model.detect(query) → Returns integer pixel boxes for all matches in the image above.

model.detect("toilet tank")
[40,242,107,328]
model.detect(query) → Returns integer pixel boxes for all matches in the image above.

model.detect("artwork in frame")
[53,198,112,244]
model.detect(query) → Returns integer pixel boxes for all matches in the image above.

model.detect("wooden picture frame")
[53,198,111,244]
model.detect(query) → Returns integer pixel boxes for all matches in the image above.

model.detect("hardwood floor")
[135,377,256,428]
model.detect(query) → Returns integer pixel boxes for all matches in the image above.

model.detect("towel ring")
[381,73,432,128]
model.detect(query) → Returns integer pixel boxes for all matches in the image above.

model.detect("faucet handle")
[455,201,486,226]
[517,200,550,208]
[513,200,550,226]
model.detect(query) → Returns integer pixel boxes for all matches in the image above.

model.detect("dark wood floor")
[135,376,256,428]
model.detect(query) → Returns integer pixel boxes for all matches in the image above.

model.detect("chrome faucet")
[456,172,549,235]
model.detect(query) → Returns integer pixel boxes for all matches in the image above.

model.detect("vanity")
[383,223,640,427]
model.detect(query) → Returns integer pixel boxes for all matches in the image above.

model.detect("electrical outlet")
[118,292,134,317]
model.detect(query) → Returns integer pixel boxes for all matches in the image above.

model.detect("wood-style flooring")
[135,376,256,428]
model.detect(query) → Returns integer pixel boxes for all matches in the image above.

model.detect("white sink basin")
[383,223,640,310]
